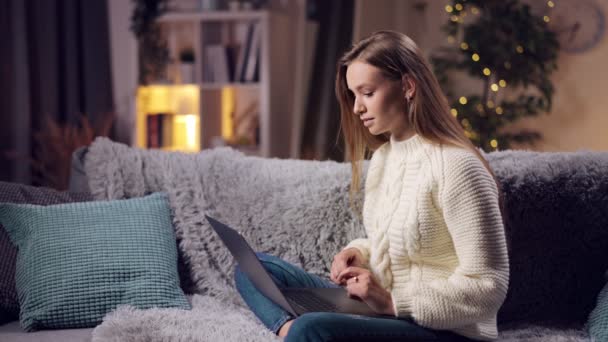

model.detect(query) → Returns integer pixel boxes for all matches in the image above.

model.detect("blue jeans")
[234,253,474,342]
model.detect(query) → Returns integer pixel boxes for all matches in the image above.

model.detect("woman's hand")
[337,266,396,316]
[330,248,365,284]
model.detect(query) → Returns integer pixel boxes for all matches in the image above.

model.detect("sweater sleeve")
[391,150,509,330]
[344,238,371,265]
[343,144,385,267]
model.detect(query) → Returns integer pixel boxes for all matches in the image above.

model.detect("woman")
[235,30,509,342]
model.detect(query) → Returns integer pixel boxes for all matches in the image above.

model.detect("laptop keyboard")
[285,290,339,313]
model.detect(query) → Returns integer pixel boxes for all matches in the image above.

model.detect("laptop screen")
[205,215,297,316]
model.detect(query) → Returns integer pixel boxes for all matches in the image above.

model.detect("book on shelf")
[146,113,173,149]
[201,21,261,84]
[203,44,239,83]
[226,44,238,82]
[204,45,230,83]
[243,21,261,82]
[234,22,253,82]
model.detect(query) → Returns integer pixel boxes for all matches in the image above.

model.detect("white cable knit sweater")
[345,134,509,341]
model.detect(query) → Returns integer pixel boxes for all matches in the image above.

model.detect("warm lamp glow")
[175,85,200,115]
[136,84,200,151]
[138,85,200,114]
[139,86,172,113]
[173,114,200,152]
[221,87,235,141]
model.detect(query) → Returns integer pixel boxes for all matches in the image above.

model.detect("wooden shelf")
[199,82,260,90]
[157,10,268,23]
[135,9,294,158]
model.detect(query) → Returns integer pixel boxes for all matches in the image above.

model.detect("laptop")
[205,215,393,318]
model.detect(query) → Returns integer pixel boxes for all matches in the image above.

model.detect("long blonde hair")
[335,31,503,213]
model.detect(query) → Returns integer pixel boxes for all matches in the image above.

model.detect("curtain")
[0,0,114,187]
[300,0,354,162]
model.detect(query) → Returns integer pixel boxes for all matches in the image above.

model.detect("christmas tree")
[432,0,559,151]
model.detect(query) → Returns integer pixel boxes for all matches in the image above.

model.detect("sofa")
[1,137,607,342]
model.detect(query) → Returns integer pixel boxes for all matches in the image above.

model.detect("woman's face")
[345,61,413,140]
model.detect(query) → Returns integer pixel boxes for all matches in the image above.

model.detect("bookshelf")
[135,9,294,158]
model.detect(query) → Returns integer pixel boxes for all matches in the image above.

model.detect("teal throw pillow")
[589,280,608,341]
[0,192,191,331]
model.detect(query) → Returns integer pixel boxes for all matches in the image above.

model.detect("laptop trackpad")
[307,288,390,317]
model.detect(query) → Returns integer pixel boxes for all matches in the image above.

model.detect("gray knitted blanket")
[84,137,601,342]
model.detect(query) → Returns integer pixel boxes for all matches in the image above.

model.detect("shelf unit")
[135,9,294,158]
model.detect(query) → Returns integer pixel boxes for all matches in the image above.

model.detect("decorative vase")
[179,62,195,84]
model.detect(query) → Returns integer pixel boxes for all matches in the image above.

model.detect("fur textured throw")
[84,138,608,341]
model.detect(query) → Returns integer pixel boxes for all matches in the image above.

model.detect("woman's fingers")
[336,266,367,284]
[330,258,347,283]
[331,248,365,283]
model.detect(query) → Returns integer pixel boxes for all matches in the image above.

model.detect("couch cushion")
[0,181,92,324]
[0,321,92,342]
[486,151,608,326]
[0,192,191,331]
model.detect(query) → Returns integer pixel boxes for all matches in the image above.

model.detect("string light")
[487,100,495,108]
[460,42,469,50]
[459,96,468,105]
[471,6,479,15]
[451,108,458,116]
[483,68,491,76]
[547,1,555,8]
[472,53,480,61]
[490,139,498,148]
[447,35,456,43]
[455,3,463,11]
[543,16,550,23]
[516,45,524,53]
[476,104,484,112]
[499,79,507,87]
[491,84,499,92]
[451,15,459,22]
[445,5,454,13]
[496,107,503,115]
